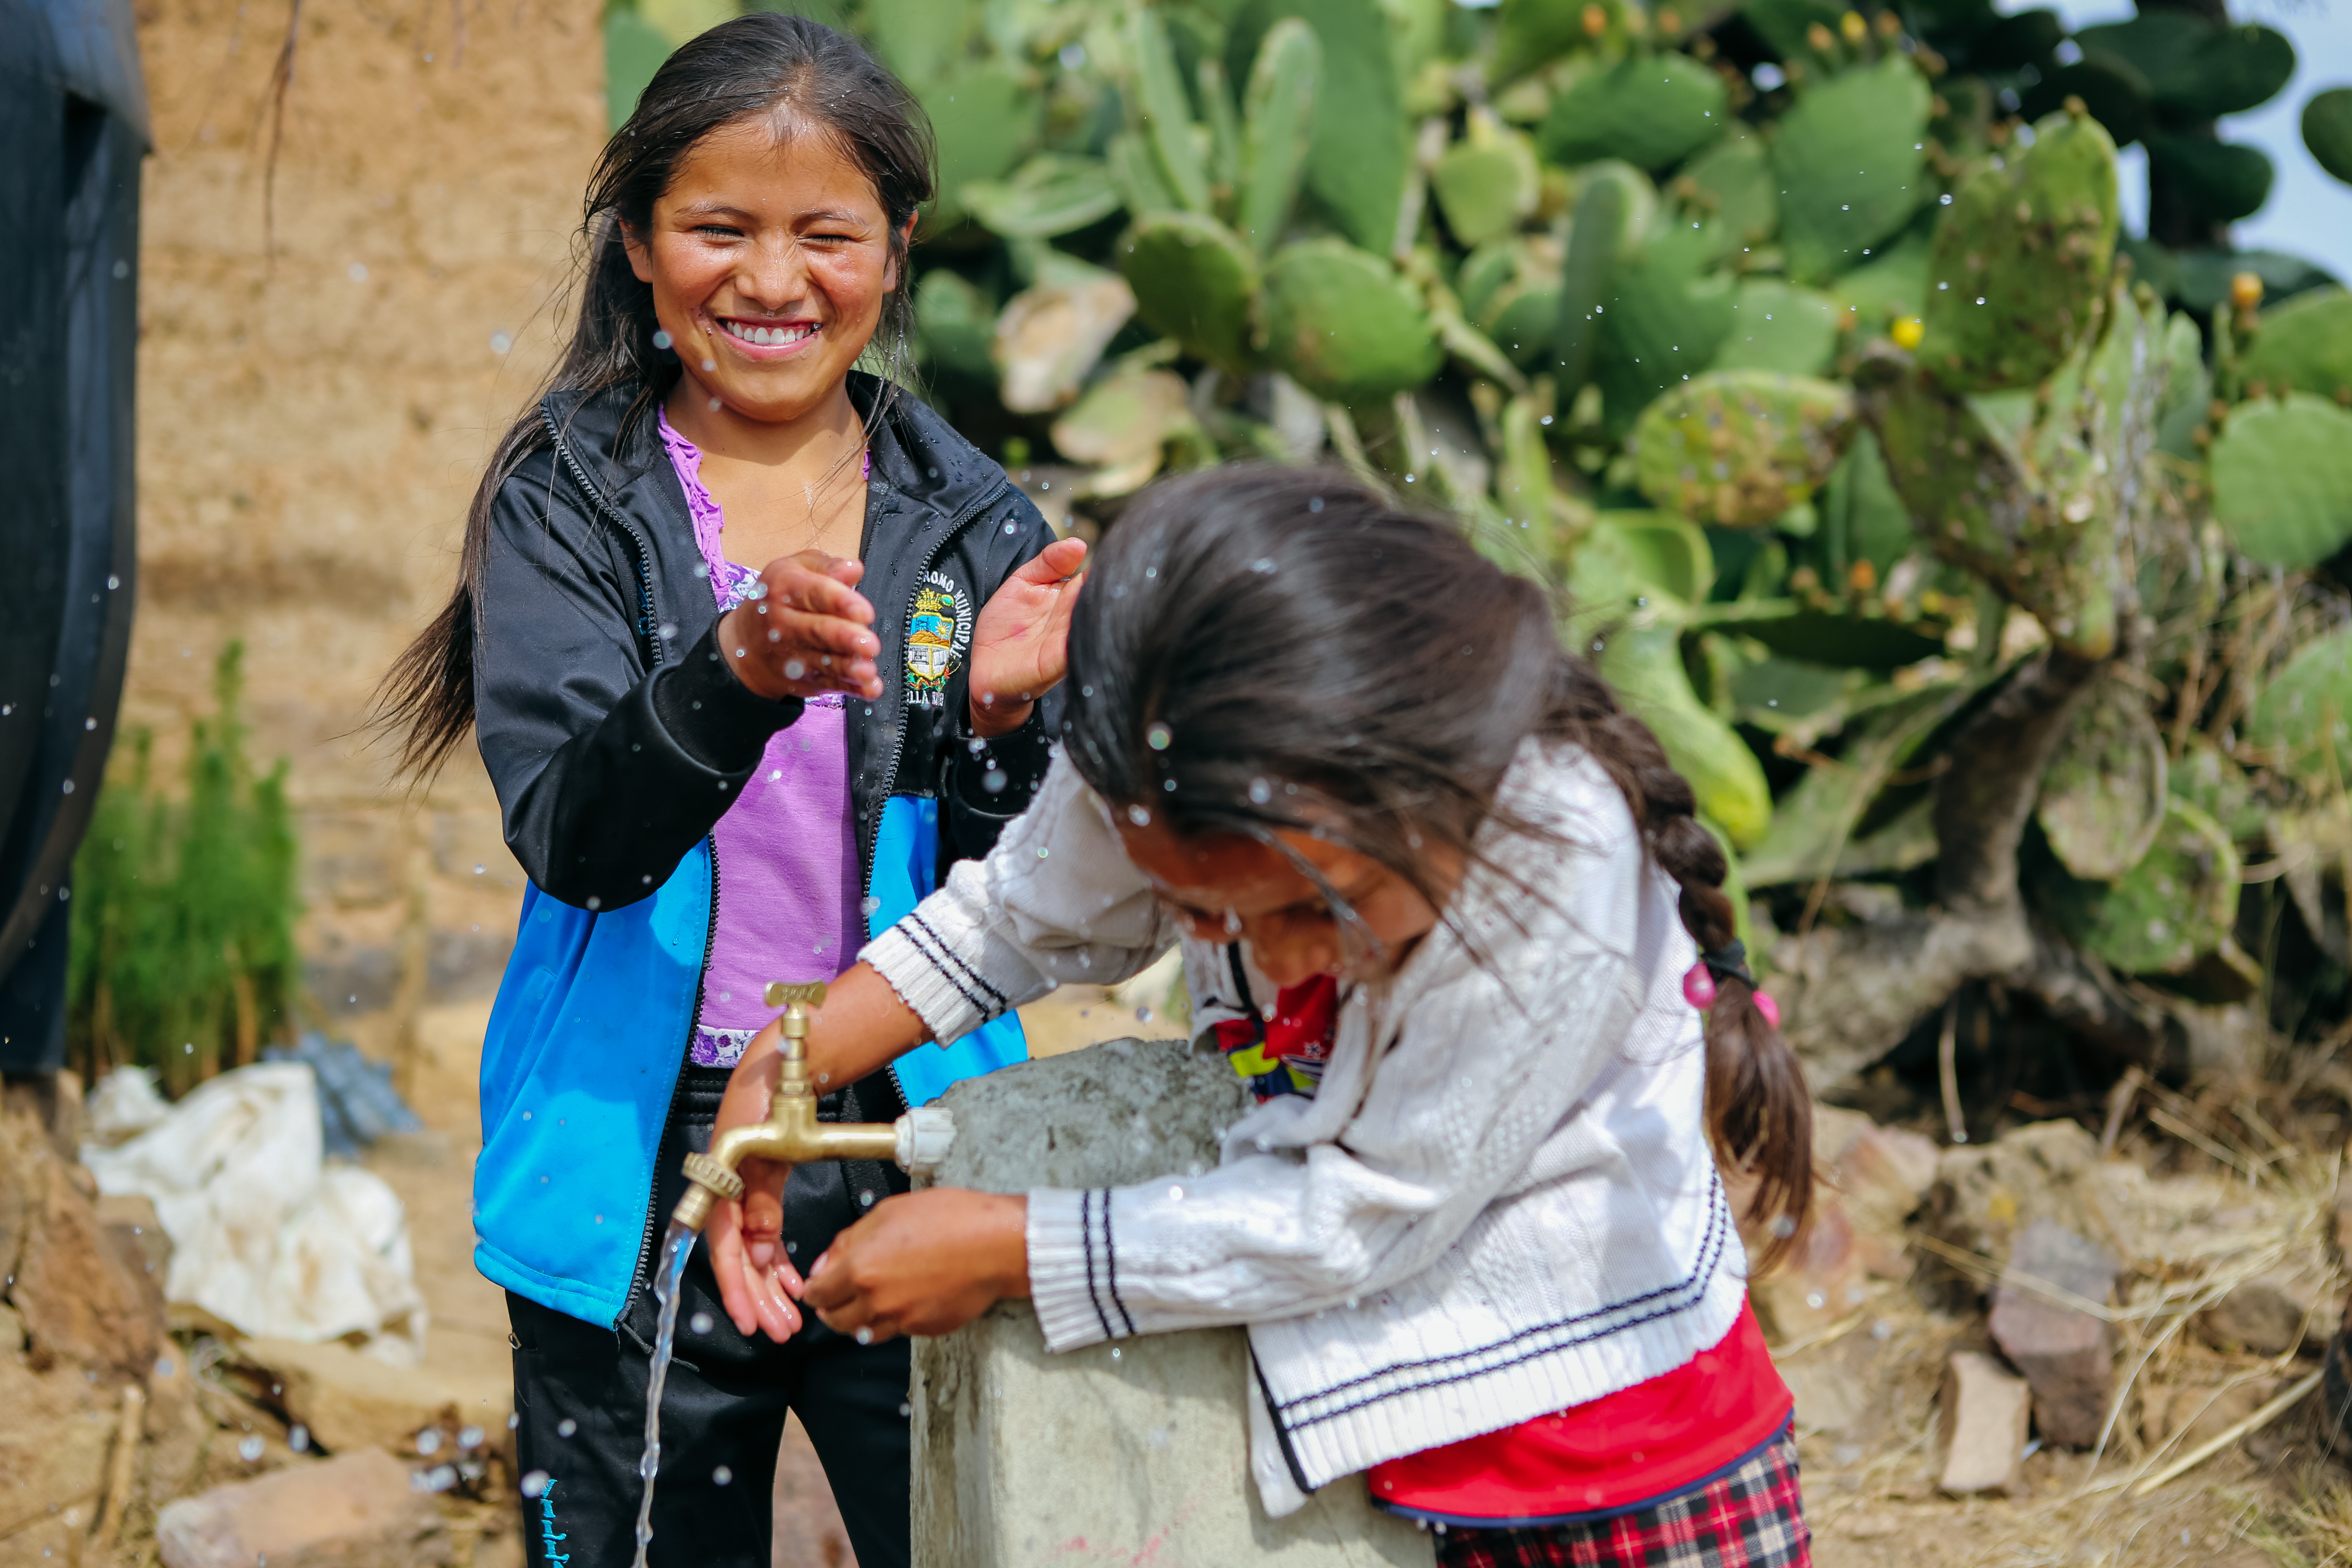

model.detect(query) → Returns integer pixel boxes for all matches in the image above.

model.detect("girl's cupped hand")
[801,1188,1031,1342]
[706,1021,806,1341]
[718,550,884,703]
[967,537,1087,738]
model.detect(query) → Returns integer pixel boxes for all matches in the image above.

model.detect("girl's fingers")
[705,1200,764,1338]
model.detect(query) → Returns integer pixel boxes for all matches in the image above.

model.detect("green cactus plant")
[2039,797,2241,976]
[963,154,1125,239]
[2207,394,2352,567]
[1768,55,1932,284]
[1630,369,1857,528]
[1261,237,1443,400]
[1118,211,1262,376]
[1227,0,1412,254]
[1433,107,1544,248]
[1594,223,1736,437]
[1713,279,1841,376]
[1238,18,1321,254]
[1550,163,1646,400]
[2247,624,2352,793]
[2035,677,2168,881]
[1539,51,1728,172]
[2237,288,2352,405]
[1677,130,1778,264]
[1131,7,1213,215]
[1916,108,2120,394]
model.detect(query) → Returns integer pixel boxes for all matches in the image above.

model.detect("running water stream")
[630,1220,696,1568]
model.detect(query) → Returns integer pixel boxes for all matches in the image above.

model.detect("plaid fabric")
[1433,1428,1809,1568]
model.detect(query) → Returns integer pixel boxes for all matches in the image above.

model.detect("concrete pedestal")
[911,1036,1436,1568]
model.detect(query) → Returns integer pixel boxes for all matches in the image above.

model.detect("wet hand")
[718,550,884,703]
[802,1188,1029,1343]
[967,538,1086,739]
[706,1022,806,1342]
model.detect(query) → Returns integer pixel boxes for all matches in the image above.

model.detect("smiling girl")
[378,18,1080,1568]
[707,468,1817,1567]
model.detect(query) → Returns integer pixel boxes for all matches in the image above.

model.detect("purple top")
[657,408,865,1068]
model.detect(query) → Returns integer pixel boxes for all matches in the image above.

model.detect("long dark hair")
[1061,466,1813,1260]
[376,13,935,780]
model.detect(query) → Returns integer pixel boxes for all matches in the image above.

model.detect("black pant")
[509,1066,912,1568]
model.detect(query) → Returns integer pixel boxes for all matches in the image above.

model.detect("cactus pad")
[1433,116,1543,247]
[1227,0,1411,255]
[1630,370,1857,528]
[1680,131,1779,262]
[2248,623,2352,791]
[2036,678,2168,881]
[963,155,1124,239]
[1768,55,1931,283]
[2238,287,2352,405]
[1261,238,1441,400]
[2207,393,2352,567]
[2307,88,2352,186]
[1539,51,1728,172]
[1713,280,1841,376]
[1118,212,1262,375]
[2041,798,2240,976]
[1238,18,1321,255]
[1918,109,2120,393]
[1594,223,1736,439]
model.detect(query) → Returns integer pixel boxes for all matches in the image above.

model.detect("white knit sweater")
[863,740,1745,1517]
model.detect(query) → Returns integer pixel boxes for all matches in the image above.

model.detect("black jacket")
[473,373,1059,911]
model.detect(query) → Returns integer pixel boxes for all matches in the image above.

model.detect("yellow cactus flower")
[1891,316,1925,350]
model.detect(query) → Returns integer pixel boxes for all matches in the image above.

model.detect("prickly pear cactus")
[2237,287,2352,405]
[2247,623,2352,792]
[1917,108,2121,394]
[2207,394,2352,567]
[1586,610,1775,849]
[1768,55,1931,284]
[1630,370,1857,529]
[1238,18,1321,256]
[1261,238,1441,401]
[1539,51,1727,172]
[1433,108,1542,249]
[1118,212,1261,376]
[1595,225,1736,437]
[1713,280,1841,376]
[2040,798,2240,976]
[2035,677,2167,880]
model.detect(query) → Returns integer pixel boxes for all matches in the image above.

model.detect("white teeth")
[723,321,811,347]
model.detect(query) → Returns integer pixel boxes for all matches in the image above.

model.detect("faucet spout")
[669,980,954,1233]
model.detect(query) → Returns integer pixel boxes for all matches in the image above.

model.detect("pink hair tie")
[1687,940,1779,1029]
[1681,963,1717,1009]
[1754,991,1781,1029]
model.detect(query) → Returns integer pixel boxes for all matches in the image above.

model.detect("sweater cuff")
[650,621,803,773]
[1026,1187,1131,1352]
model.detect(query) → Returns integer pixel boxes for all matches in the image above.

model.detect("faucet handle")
[764,981,829,1009]
[893,1107,956,1177]
[681,1150,744,1202]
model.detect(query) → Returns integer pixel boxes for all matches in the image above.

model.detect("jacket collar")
[539,372,1010,528]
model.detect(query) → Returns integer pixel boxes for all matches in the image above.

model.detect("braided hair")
[1060,465,1812,1263]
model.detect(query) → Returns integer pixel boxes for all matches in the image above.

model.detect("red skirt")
[1432,1426,1810,1568]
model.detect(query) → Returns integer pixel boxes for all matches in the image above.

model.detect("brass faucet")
[670,980,955,1233]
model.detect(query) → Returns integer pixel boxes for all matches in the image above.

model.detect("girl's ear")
[621,219,655,285]
[884,214,918,292]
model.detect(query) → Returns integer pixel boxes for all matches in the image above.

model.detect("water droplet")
[855,1327,875,1345]
[653,330,675,350]
[490,331,513,355]
[1769,1214,1797,1238]
[238,1435,264,1462]
[1248,777,1272,804]
[1805,1290,1826,1310]
[1167,1185,1184,1201]
[416,1428,443,1455]
[1110,1347,1122,1360]
[459,1426,485,1450]
[689,1312,714,1335]
[347,262,369,282]
[899,1402,912,1418]
[521,1470,550,1498]
[289,1425,310,1453]
[1250,557,1277,574]
[557,1418,578,1438]
[1145,722,1172,751]
[1036,846,1050,859]
[982,768,1007,793]
[1136,1007,1153,1022]
[1126,804,1152,826]
[713,1466,733,1486]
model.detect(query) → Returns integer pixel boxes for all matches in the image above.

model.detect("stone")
[1988,1220,2116,1449]
[96,1190,174,1278]
[912,1038,1435,1568]
[236,1337,487,1457]
[1939,1351,2031,1495]
[1750,1192,1869,1343]
[2142,1377,2280,1454]
[1926,1119,2119,1270]
[1750,1108,1933,1343]
[9,1121,163,1378]
[0,1352,119,1554]
[2200,1266,2334,1356]
[155,1449,450,1568]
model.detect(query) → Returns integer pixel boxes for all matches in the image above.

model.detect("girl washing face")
[379,17,1081,1567]
[706,467,1818,1567]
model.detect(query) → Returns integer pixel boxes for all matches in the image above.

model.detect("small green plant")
[67,643,302,1096]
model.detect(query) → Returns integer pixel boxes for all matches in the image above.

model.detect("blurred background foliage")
[599,0,2352,1094]
[67,644,302,1096]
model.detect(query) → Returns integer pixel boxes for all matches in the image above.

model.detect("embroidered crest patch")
[904,569,973,710]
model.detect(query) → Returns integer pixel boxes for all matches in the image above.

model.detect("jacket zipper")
[541,409,704,1325]
[860,482,1017,1109]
